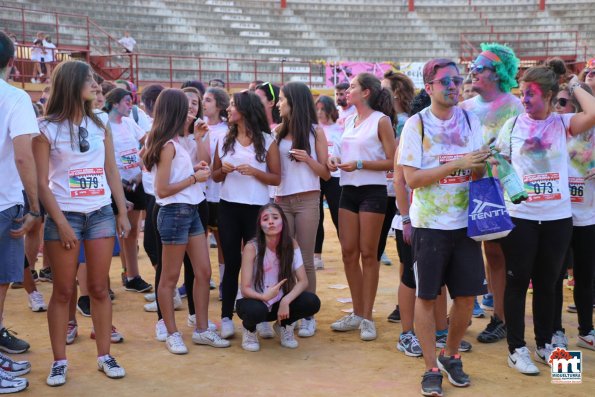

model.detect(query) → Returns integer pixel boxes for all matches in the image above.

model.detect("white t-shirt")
[321,123,343,178]
[38,116,112,213]
[205,122,228,202]
[0,80,40,212]
[140,116,155,196]
[118,36,136,52]
[127,106,152,132]
[495,113,574,221]
[218,133,275,205]
[567,126,595,226]
[238,243,303,309]
[44,42,57,62]
[30,46,44,62]
[337,105,356,128]
[109,118,145,181]
[386,113,410,198]
[398,107,483,230]
[460,93,524,145]
[277,132,320,196]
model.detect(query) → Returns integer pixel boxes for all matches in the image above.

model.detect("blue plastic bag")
[467,166,515,241]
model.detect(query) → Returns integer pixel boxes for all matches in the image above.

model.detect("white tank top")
[205,122,228,202]
[339,111,388,187]
[276,131,320,196]
[218,133,275,205]
[321,123,343,178]
[152,139,203,206]
[38,117,112,213]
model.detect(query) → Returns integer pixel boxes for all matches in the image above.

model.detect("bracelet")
[402,215,411,224]
[190,175,198,184]
[28,211,41,218]
[569,82,581,96]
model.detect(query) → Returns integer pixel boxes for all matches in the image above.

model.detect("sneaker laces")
[0,368,15,381]
[169,333,185,348]
[50,364,66,378]
[360,320,374,334]
[31,291,45,305]
[552,332,567,347]
[485,316,502,333]
[515,347,534,366]
[279,325,295,341]
[244,329,258,344]
[102,356,120,370]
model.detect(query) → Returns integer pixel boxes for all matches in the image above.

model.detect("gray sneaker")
[397,331,423,357]
[0,329,29,354]
[435,334,472,352]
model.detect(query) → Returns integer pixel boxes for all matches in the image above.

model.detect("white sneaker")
[28,290,47,312]
[145,292,182,312]
[166,332,188,354]
[534,343,555,366]
[577,330,595,351]
[144,300,157,312]
[97,355,125,379]
[274,322,298,349]
[47,362,67,386]
[209,233,217,248]
[256,322,274,339]
[209,279,217,289]
[192,329,231,348]
[144,292,156,302]
[155,319,167,342]
[66,321,78,345]
[331,313,363,332]
[0,369,27,392]
[551,330,568,349]
[314,257,324,270]
[508,347,540,375]
[359,319,377,341]
[242,327,260,352]
[220,317,235,339]
[187,314,217,331]
[173,290,183,310]
[298,318,316,338]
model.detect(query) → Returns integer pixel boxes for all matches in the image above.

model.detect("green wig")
[478,43,520,93]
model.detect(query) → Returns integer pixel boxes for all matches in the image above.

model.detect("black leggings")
[315,177,341,254]
[572,225,595,335]
[143,193,159,266]
[501,217,572,352]
[377,197,397,261]
[236,292,321,332]
[218,200,262,319]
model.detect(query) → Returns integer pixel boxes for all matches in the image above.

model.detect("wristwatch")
[356,160,364,170]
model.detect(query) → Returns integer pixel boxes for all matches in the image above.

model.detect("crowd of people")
[1,30,594,396]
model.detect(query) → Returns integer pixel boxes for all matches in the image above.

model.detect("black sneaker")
[421,368,443,397]
[387,305,401,323]
[0,328,30,354]
[31,269,39,282]
[9,282,23,289]
[477,314,506,343]
[124,276,153,293]
[108,289,115,301]
[77,296,91,317]
[437,351,470,387]
[38,267,53,282]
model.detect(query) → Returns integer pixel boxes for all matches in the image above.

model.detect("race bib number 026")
[523,172,561,202]
[439,154,471,185]
[69,168,106,198]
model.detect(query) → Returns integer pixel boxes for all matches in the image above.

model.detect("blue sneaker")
[480,293,494,311]
[323,199,329,209]
[178,285,187,299]
[472,298,485,318]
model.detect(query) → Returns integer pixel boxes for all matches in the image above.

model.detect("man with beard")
[335,82,356,127]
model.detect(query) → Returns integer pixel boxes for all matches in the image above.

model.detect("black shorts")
[339,185,387,214]
[22,190,46,221]
[395,229,415,289]
[112,182,147,214]
[207,201,219,230]
[412,227,487,300]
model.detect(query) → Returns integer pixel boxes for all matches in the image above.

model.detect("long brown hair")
[277,82,317,155]
[142,89,189,171]
[356,72,396,124]
[182,87,203,136]
[252,203,295,295]
[383,70,415,115]
[42,60,106,148]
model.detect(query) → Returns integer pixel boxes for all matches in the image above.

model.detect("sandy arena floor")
[4,210,593,396]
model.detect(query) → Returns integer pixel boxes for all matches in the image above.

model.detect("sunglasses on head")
[262,82,276,102]
[429,76,464,88]
[585,69,595,78]
[79,126,90,153]
[470,63,495,74]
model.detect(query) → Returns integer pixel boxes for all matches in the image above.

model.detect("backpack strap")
[509,115,519,161]
[419,112,425,153]
[132,105,139,124]
[461,108,471,131]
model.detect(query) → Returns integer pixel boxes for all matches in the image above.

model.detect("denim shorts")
[44,205,116,241]
[157,203,204,245]
[0,205,25,283]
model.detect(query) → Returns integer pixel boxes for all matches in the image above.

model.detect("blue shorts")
[44,205,116,242]
[157,203,204,245]
[0,205,25,284]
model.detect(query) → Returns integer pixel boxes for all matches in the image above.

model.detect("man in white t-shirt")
[335,82,355,127]
[460,42,524,345]
[398,58,490,396]
[118,31,136,53]
[0,32,41,389]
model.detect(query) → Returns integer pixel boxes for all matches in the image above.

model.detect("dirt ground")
[5,210,593,397]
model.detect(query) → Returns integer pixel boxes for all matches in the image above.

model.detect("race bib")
[569,177,585,204]
[439,154,471,185]
[327,141,334,157]
[120,148,139,170]
[523,172,561,202]
[69,168,106,198]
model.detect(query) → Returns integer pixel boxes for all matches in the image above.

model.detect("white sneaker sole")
[507,356,539,375]
[437,360,470,387]
[397,342,422,357]
[577,338,595,351]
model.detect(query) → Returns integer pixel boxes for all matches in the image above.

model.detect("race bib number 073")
[69,168,106,198]
[523,172,561,202]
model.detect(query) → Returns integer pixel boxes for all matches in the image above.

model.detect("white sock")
[54,359,68,367]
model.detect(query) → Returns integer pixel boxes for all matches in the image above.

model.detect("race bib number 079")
[523,172,561,202]
[69,168,106,198]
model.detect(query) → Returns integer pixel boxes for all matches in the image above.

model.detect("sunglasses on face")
[470,63,495,74]
[79,126,90,153]
[555,97,570,107]
[585,69,595,78]
[429,76,464,88]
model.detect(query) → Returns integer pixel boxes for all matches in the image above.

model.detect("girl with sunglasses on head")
[33,60,131,386]
[255,82,281,130]
[579,58,595,93]
[212,91,281,340]
[273,82,330,338]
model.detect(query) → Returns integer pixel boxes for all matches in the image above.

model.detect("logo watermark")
[550,348,582,384]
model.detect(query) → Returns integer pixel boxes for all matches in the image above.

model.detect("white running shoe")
[66,321,78,345]
[28,290,47,312]
[577,330,595,351]
[274,322,298,349]
[220,317,235,339]
[47,362,67,386]
[359,319,377,341]
[331,313,363,332]
[166,332,188,354]
[192,330,231,348]
[551,330,568,349]
[298,318,316,338]
[314,257,324,270]
[508,347,539,375]
[155,319,167,342]
[187,314,217,331]
[144,301,158,312]
[97,355,125,379]
[0,369,28,393]
[242,327,260,352]
[144,292,156,302]
[173,290,183,310]
[256,322,274,339]
[534,343,555,366]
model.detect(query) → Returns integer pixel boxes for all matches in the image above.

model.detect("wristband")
[402,215,411,224]
[28,211,41,218]
[190,175,198,184]
[569,82,581,96]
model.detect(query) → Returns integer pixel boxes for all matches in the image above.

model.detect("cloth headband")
[479,51,502,63]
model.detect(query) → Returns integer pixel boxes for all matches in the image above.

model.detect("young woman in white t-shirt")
[104,88,152,293]
[142,88,229,355]
[328,73,397,341]
[33,60,131,386]
[494,59,595,375]
[236,204,320,351]
[212,91,281,340]
[274,82,330,337]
